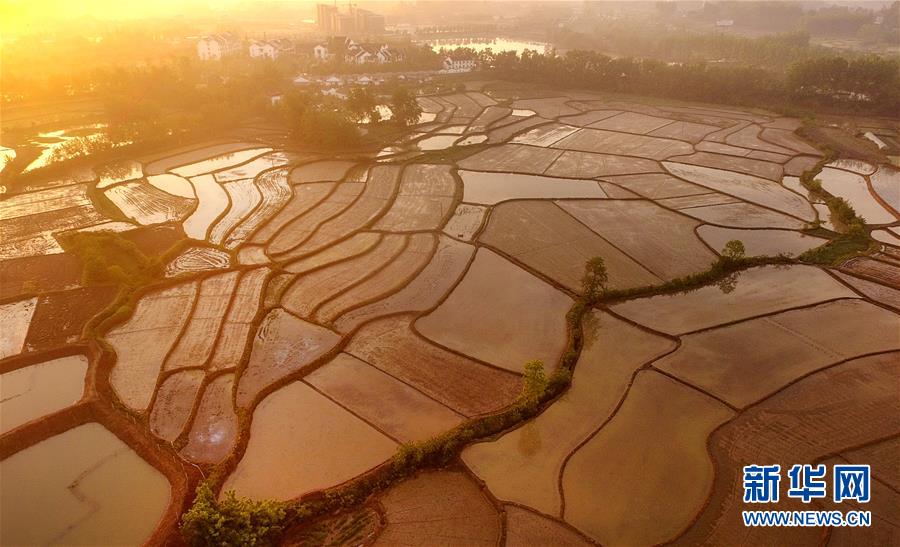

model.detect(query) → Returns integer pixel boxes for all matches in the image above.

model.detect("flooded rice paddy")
[0,423,170,546]
[1,85,898,545]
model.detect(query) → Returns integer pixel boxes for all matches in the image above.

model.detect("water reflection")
[516,422,542,457]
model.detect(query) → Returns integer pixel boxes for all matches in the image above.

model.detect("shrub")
[721,239,746,261]
[520,360,548,405]
[580,256,608,303]
[60,231,161,287]
[181,482,286,547]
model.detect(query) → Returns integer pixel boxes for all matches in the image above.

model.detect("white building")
[442,53,476,72]
[345,44,398,65]
[313,43,330,60]
[197,33,241,61]
[250,39,294,59]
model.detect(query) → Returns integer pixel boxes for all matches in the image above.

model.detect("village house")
[249,39,294,60]
[312,39,399,65]
[442,51,477,72]
[197,33,241,61]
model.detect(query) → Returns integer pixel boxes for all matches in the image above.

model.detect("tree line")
[482,48,900,116]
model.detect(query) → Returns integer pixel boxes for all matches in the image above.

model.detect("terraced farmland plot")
[143,142,262,175]
[149,369,205,441]
[373,164,456,231]
[464,311,674,516]
[214,152,293,182]
[315,233,435,324]
[655,299,900,407]
[105,180,196,225]
[375,471,500,547]
[306,353,463,443]
[334,236,473,332]
[612,265,857,335]
[697,225,826,257]
[24,286,118,351]
[678,201,807,229]
[558,199,716,280]
[5,89,899,545]
[107,283,198,410]
[1,203,107,258]
[290,160,357,183]
[0,297,37,359]
[510,96,581,118]
[267,182,364,257]
[0,184,94,219]
[208,179,261,244]
[165,246,230,276]
[345,315,521,417]
[288,165,400,254]
[459,170,606,204]
[417,248,572,371]
[481,200,659,290]
[674,353,899,546]
[666,151,783,180]
[663,162,814,220]
[163,271,239,371]
[146,173,195,198]
[588,111,676,134]
[281,234,407,318]
[552,128,694,160]
[442,203,487,240]
[511,123,581,146]
[224,380,396,500]
[870,166,900,214]
[818,167,896,224]
[249,181,335,244]
[544,151,662,178]
[0,423,171,546]
[235,308,340,407]
[458,144,563,173]
[0,354,88,434]
[283,231,381,273]
[170,147,272,177]
[182,372,240,463]
[486,116,550,144]
[183,174,229,239]
[505,509,592,547]
[601,173,706,199]
[207,268,268,370]
[562,371,734,546]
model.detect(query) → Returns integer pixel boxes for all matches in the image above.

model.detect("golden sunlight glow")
[0,0,317,35]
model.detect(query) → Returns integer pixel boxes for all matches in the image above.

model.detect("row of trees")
[277,86,422,150]
[485,49,900,116]
[552,27,828,70]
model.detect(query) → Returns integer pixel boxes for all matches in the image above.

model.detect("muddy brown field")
[1,84,898,546]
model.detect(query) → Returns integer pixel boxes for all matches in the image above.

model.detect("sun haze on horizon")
[0,0,320,35]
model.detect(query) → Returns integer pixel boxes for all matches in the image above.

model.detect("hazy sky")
[0,0,317,34]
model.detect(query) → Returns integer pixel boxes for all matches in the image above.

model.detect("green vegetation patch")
[181,483,287,547]
[59,231,162,287]
[799,232,874,265]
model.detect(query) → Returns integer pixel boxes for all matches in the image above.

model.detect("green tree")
[181,482,286,547]
[290,108,360,150]
[521,359,548,404]
[347,86,378,123]
[390,86,422,126]
[721,240,746,261]
[581,256,608,302]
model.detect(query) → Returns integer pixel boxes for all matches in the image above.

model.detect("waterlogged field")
[1,85,898,545]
